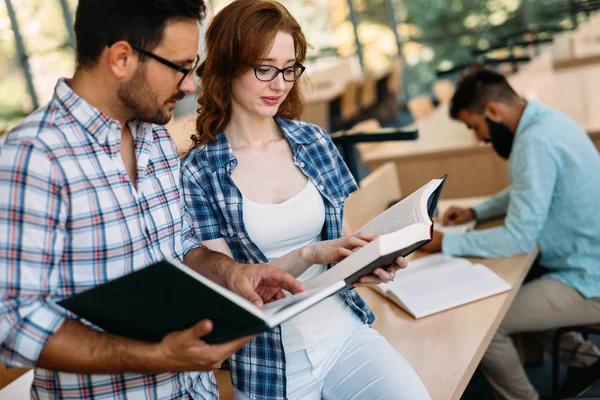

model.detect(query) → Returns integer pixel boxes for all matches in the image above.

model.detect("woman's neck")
[224,111,283,149]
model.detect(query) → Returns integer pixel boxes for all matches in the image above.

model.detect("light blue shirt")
[443,100,600,299]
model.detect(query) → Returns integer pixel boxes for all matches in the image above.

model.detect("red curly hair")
[192,0,308,145]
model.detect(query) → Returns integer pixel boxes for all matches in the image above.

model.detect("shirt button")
[319,184,325,190]
[299,162,305,168]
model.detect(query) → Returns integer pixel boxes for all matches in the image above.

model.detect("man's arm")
[183,246,304,307]
[471,187,512,221]
[37,318,252,374]
[442,138,557,258]
[179,186,304,306]
[0,142,251,374]
[0,141,70,368]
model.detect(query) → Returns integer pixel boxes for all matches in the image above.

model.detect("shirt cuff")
[1,301,67,368]
[182,238,205,257]
[441,233,468,257]
[471,202,494,221]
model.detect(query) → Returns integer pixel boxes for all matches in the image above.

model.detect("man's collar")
[54,78,121,143]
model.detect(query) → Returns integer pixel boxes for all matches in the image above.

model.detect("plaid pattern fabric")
[0,79,217,399]
[180,117,376,399]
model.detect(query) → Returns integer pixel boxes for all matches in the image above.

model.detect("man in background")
[423,65,600,400]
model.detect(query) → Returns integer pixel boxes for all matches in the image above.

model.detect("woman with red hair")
[181,1,430,399]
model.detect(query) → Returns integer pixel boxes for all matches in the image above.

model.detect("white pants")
[233,323,430,400]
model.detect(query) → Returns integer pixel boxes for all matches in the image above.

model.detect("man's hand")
[37,318,254,375]
[158,319,254,371]
[442,206,476,226]
[421,231,444,253]
[183,247,304,308]
[352,256,409,288]
[223,264,305,308]
[300,232,377,264]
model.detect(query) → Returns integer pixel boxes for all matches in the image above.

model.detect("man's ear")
[106,41,138,80]
[484,101,504,123]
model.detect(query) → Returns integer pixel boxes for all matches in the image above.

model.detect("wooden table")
[356,197,539,400]
[362,52,600,199]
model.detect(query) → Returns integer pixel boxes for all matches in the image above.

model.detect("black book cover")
[58,261,267,344]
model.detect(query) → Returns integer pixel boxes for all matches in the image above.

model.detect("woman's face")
[231,31,297,119]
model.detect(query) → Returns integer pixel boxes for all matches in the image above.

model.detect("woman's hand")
[351,256,409,288]
[300,232,378,265]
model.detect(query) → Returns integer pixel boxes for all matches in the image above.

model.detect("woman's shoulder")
[180,143,212,176]
[276,117,331,145]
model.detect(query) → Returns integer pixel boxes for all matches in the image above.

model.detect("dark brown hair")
[74,0,206,68]
[450,63,519,120]
[192,0,308,145]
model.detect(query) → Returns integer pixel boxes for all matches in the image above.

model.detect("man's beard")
[117,67,184,125]
[485,118,514,160]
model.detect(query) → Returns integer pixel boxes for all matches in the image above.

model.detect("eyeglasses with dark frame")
[253,63,306,82]
[130,44,200,88]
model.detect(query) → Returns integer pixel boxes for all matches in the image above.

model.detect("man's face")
[457,107,515,160]
[117,19,199,125]
[457,109,491,142]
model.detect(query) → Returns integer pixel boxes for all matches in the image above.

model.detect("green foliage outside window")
[0,0,586,131]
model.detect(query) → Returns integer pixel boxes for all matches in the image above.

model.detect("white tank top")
[241,180,360,352]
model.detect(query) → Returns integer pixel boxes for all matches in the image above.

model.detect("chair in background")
[387,57,403,97]
[349,118,384,155]
[433,80,455,104]
[407,94,435,121]
[330,120,418,182]
[360,70,378,117]
[552,324,600,398]
[345,161,402,230]
[499,63,516,76]
[330,80,361,132]
[375,57,403,121]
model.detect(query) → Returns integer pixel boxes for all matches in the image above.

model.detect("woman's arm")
[201,238,235,259]
[201,234,375,279]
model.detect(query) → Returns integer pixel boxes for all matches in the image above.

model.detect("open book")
[305,175,447,290]
[374,253,511,318]
[434,220,477,235]
[58,260,344,344]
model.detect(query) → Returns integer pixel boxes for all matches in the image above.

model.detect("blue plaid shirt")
[180,117,376,399]
[0,79,217,399]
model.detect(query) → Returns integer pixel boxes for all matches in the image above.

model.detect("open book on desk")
[58,260,344,344]
[305,175,447,290]
[373,253,512,319]
[434,220,477,235]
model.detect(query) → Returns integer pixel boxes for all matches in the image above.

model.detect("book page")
[260,282,344,321]
[359,186,426,235]
[434,220,477,235]
[379,254,511,318]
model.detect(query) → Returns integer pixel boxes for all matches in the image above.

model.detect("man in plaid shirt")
[0,0,372,398]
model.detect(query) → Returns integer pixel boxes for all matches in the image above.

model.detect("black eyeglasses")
[253,63,306,82]
[130,44,200,88]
